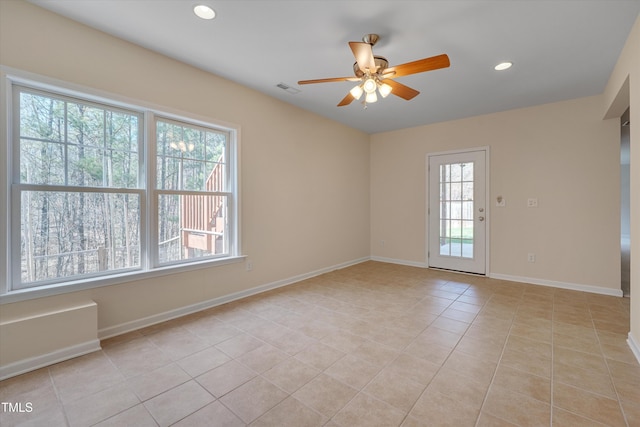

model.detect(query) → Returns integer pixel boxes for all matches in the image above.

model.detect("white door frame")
[426,146,490,275]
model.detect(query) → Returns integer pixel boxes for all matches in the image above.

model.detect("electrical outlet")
[381,240,385,247]
[528,253,536,263]
[246,260,253,271]
[527,198,538,208]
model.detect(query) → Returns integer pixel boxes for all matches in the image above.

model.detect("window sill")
[0,255,247,305]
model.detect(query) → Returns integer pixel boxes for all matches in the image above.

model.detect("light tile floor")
[1,261,639,426]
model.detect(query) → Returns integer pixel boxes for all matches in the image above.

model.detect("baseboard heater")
[0,301,101,380]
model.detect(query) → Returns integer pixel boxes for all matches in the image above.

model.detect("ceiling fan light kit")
[298,34,450,108]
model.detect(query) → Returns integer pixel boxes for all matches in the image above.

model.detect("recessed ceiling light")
[494,62,513,71]
[194,5,216,20]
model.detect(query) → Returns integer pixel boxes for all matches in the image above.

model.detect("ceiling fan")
[298,34,450,107]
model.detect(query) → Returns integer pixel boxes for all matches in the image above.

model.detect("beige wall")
[0,0,370,366]
[371,95,620,292]
[1,0,638,371]
[604,15,640,353]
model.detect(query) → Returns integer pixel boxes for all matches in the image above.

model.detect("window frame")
[0,67,242,304]
[152,116,235,268]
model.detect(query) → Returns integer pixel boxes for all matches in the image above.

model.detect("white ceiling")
[29,0,640,134]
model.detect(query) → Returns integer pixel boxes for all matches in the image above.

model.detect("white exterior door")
[428,149,487,274]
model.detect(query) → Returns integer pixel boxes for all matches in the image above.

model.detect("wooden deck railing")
[181,158,225,254]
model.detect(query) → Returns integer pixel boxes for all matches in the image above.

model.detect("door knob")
[479,216,485,221]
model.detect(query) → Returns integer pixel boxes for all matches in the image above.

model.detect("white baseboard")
[0,340,101,381]
[99,257,370,340]
[4,257,627,380]
[370,256,427,269]
[628,333,640,365]
[370,258,623,297]
[489,273,624,297]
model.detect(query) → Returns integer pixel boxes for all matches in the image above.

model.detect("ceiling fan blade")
[384,79,420,100]
[349,41,377,73]
[298,77,360,85]
[337,92,356,107]
[384,54,450,78]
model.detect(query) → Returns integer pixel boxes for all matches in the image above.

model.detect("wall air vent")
[276,82,301,95]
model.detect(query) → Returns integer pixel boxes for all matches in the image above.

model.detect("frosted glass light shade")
[365,91,378,103]
[350,85,364,100]
[363,78,377,94]
[379,83,392,98]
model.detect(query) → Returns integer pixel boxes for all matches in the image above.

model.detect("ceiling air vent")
[276,82,300,95]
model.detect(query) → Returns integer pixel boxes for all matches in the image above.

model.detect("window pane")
[156,120,228,191]
[68,146,105,186]
[450,220,462,238]
[450,182,462,201]
[65,146,139,188]
[451,201,462,220]
[20,139,65,185]
[19,90,140,188]
[462,201,474,220]
[68,103,105,148]
[440,201,450,220]
[462,220,474,259]
[19,92,65,142]
[20,191,141,284]
[439,183,449,201]
[462,162,474,181]
[181,159,205,191]
[158,194,228,264]
[462,182,474,201]
[439,220,450,256]
[450,163,462,181]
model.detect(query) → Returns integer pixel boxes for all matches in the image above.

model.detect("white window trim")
[0,66,243,304]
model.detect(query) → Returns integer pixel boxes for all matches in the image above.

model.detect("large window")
[155,119,232,264]
[4,79,239,295]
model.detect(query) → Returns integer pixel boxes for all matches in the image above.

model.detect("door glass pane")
[462,201,473,220]
[438,162,474,259]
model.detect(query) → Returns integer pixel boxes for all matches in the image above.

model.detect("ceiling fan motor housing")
[353,56,389,77]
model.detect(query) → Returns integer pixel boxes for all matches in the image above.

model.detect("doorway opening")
[427,148,489,275]
[621,107,630,297]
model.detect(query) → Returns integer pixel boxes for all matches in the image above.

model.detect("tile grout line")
[553,294,630,426]
[329,279,461,427]
[364,277,458,427]
[590,299,631,427]
[472,291,521,427]
[217,280,420,426]
[46,366,73,427]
